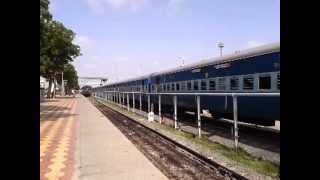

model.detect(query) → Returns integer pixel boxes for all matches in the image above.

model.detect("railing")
[94,90,280,150]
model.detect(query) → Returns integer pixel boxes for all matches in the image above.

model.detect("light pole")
[217,42,224,57]
[217,42,227,110]
[61,72,65,96]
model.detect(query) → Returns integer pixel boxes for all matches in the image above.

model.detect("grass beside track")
[94,98,279,179]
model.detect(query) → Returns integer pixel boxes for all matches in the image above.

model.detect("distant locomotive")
[81,86,93,97]
[94,42,280,126]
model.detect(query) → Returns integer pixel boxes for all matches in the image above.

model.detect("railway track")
[129,102,279,153]
[90,98,248,180]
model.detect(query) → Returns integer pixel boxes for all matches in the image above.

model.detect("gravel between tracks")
[93,97,277,180]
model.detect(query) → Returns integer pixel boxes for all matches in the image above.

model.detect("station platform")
[40,95,168,180]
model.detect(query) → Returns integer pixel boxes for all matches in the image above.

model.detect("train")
[81,85,93,97]
[94,42,280,126]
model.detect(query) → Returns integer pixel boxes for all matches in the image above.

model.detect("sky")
[49,0,280,83]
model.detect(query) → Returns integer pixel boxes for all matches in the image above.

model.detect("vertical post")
[133,93,135,112]
[120,93,122,106]
[158,94,162,124]
[174,95,178,129]
[148,94,151,113]
[127,93,129,111]
[123,93,125,108]
[233,95,239,151]
[139,93,142,112]
[122,93,124,107]
[61,72,65,96]
[197,95,201,138]
[225,96,228,110]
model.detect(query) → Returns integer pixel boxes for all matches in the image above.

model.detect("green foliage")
[41,20,81,78]
[57,63,80,91]
[40,0,81,97]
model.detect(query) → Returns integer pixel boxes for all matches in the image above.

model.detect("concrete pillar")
[139,93,142,112]
[133,93,135,112]
[174,95,178,129]
[148,94,150,113]
[197,95,201,138]
[158,95,162,124]
[127,93,130,111]
[233,95,239,150]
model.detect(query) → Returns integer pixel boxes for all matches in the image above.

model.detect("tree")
[40,0,81,98]
[40,0,52,76]
[57,63,80,94]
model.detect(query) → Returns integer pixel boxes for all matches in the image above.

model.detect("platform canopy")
[78,77,108,89]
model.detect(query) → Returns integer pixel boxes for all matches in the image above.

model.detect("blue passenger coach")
[95,42,280,126]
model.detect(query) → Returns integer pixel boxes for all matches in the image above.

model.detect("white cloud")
[83,64,98,69]
[247,40,265,48]
[85,0,148,14]
[165,0,186,16]
[73,35,95,55]
[49,1,57,14]
[85,0,186,15]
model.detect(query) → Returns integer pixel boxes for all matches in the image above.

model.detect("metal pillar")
[123,93,125,108]
[174,95,178,129]
[122,93,124,107]
[133,93,135,112]
[233,95,239,150]
[120,93,122,106]
[139,93,142,112]
[127,93,130,111]
[158,95,162,124]
[225,96,228,110]
[148,94,151,113]
[197,95,201,138]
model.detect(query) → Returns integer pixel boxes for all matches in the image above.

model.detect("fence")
[94,90,280,150]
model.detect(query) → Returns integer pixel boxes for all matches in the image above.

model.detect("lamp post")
[217,42,227,110]
[61,72,65,96]
[217,42,224,57]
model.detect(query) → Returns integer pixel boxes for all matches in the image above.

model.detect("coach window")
[217,78,226,90]
[176,83,180,91]
[209,79,216,90]
[243,76,254,90]
[277,73,280,90]
[230,77,239,90]
[187,81,192,91]
[201,80,207,90]
[194,80,199,90]
[172,83,175,91]
[259,74,271,90]
[167,83,171,91]
[181,81,185,91]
